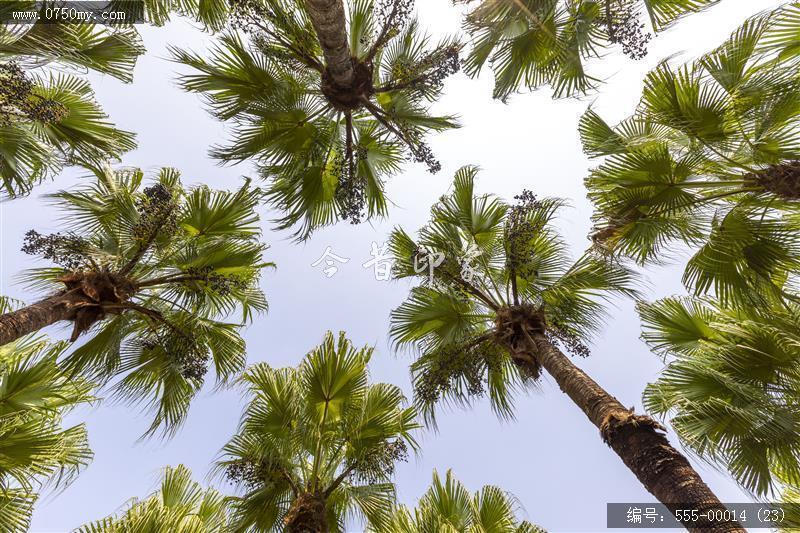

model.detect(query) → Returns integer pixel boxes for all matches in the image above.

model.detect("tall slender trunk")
[304,0,354,87]
[524,333,744,533]
[0,292,85,346]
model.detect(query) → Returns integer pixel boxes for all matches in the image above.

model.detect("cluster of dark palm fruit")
[334,145,369,223]
[0,62,68,125]
[141,330,211,381]
[414,340,506,405]
[132,183,179,242]
[350,439,410,483]
[505,189,544,280]
[225,457,287,491]
[184,266,249,297]
[22,230,91,272]
[605,0,651,60]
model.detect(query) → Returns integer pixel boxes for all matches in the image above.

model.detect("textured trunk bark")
[304,0,354,87]
[524,333,744,533]
[0,292,85,346]
[751,160,800,199]
[286,521,329,533]
[284,492,329,533]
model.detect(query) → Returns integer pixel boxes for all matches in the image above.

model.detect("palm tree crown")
[0,165,271,435]
[459,0,721,100]
[380,469,545,533]
[639,294,800,498]
[389,165,638,422]
[77,464,229,532]
[173,0,461,238]
[218,331,419,532]
[0,3,145,196]
[0,333,94,532]
[0,0,248,198]
[582,2,800,305]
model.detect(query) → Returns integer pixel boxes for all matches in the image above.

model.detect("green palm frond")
[682,205,800,306]
[780,483,800,531]
[460,0,721,100]
[218,331,419,532]
[388,166,639,425]
[35,74,137,157]
[0,8,144,80]
[13,165,271,436]
[584,2,800,305]
[0,296,24,313]
[76,464,229,532]
[378,469,547,533]
[0,0,239,197]
[0,488,36,533]
[0,336,95,532]
[640,295,800,497]
[0,5,146,196]
[0,68,136,197]
[172,0,461,239]
[644,0,720,30]
[133,0,232,30]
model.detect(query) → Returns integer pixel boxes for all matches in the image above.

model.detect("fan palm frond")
[0,335,94,532]
[378,469,547,533]
[218,331,419,532]
[640,295,800,497]
[460,0,721,100]
[584,2,800,305]
[0,5,146,196]
[76,464,229,532]
[0,0,242,197]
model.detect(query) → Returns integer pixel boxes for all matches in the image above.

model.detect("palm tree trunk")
[0,292,83,346]
[304,0,354,87]
[747,160,800,199]
[524,333,744,533]
[284,492,329,533]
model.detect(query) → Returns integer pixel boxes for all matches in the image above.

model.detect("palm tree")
[458,0,721,100]
[582,3,800,305]
[388,166,742,532]
[0,165,271,435]
[639,293,800,498]
[76,464,229,532]
[217,331,419,532]
[379,469,546,533]
[172,0,460,238]
[0,333,94,532]
[0,3,143,196]
[0,0,244,198]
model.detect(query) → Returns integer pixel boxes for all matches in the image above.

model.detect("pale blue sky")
[0,1,785,530]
